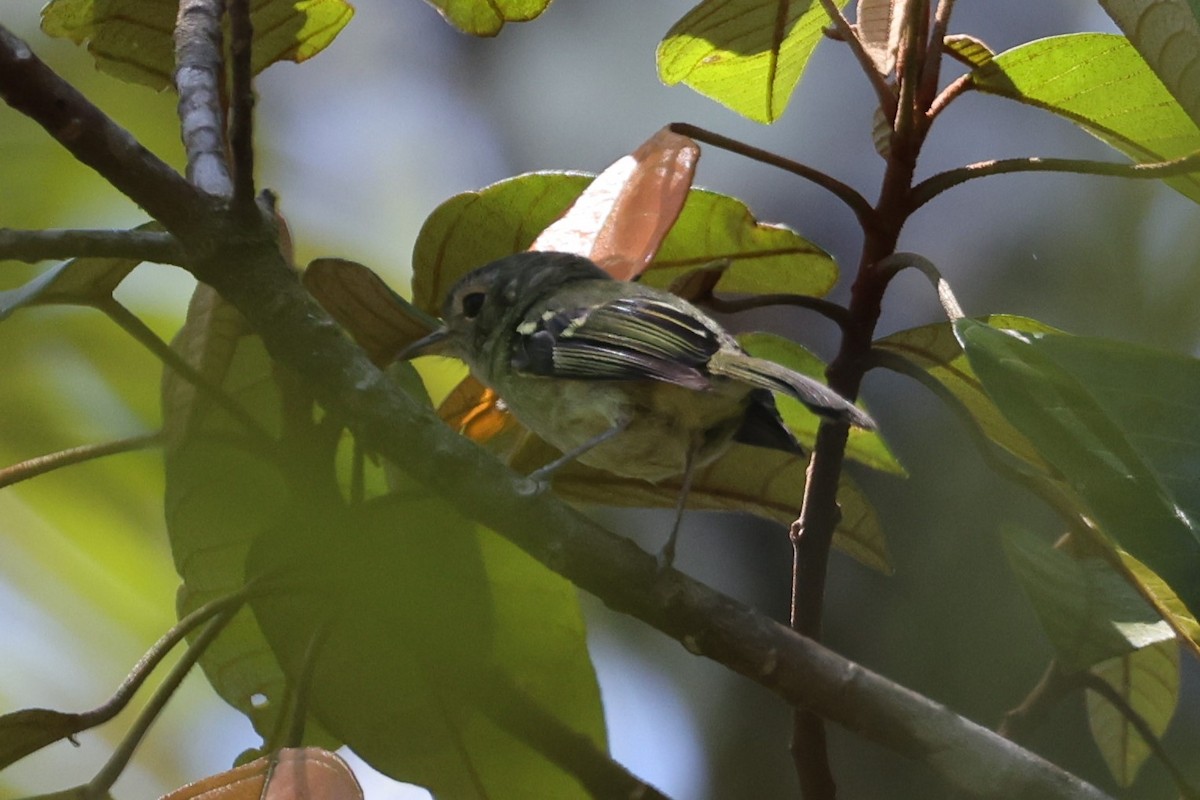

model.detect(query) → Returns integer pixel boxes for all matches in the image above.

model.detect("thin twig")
[917,0,956,115]
[703,291,852,331]
[0,26,208,235]
[85,606,239,798]
[174,0,233,196]
[997,660,1076,741]
[817,0,896,120]
[927,72,972,122]
[0,229,186,265]
[0,432,163,489]
[668,122,877,233]
[98,298,276,447]
[228,0,257,219]
[1080,669,1200,800]
[910,150,1200,211]
[78,591,248,732]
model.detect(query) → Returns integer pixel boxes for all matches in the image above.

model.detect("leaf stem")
[703,292,851,331]
[668,122,877,234]
[0,229,185,265]
[910,150,1200,211]
[85,605,238,798]
[0,432,163,490]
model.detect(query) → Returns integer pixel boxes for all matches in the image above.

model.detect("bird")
[400,251,874,567]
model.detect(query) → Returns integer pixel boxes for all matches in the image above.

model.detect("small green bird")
[401,251,874,567]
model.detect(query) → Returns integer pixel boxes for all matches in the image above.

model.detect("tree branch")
[175,0,233,196]
[0,228,186,265]
[227,0,257,218]
[0,26,210,234]
[0,432,163,489]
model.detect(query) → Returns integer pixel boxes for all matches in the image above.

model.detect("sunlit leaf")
[1096,0,1200,123]
[739,332,903,475]
[942,33,994,68]
[422,0,554,37]
[412,173,835,315]
[41,0,354,90]
[657,0,848,123]
[1002,527,1173,672]
[971,33,1200,202]
[1086,641,1180,787]
[160,748,362,800]
[957,320,1200,623]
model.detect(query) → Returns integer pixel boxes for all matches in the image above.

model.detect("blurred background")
[2,0,1198,797]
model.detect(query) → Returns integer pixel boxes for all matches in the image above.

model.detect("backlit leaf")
[160,748,362,800]
[1096,0,1200,123]
[1002,527,1173,672]
[657,0,848,123]
[971,34,1200,202]
[41,0,354,90]
[423,0,554,37]
[1086,641,1180,787]
[957,320,1200,624]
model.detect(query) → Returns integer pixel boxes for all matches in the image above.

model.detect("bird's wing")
[510,295,723,390]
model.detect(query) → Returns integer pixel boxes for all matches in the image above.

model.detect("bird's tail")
[709,351,876,430]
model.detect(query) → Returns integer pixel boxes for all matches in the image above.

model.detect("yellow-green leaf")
[658,0,848,123]
[41,0,354,90]
[971,33,1200,203]
[423,0,554,37]
[1086,640,1180,787]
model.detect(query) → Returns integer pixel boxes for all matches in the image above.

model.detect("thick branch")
[175,0,233,196]
[0,26,210,234]
[0,228,186,265]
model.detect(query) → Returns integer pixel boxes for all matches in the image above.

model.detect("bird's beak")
[395,327,453,362]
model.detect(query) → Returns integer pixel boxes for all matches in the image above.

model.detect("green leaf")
[970,33,1200,202]
[657,0,847,123]
[1096,0,1200,123]
[739,332,904,475]
[942,33,994,68]
[874,315,1056,471]
[1086,640,1180,787]
[411,173,835,315]
[41,0,354,90]
[1001,527,1173,672]
[957,320,1200,623]
[247,492,604,798]
[542,443,891,573]
[422,0,555,36]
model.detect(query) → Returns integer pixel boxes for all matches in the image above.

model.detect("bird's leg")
[520,418,632,494]
[656,438,700,571]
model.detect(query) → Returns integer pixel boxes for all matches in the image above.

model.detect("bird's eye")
[460,292,486,319]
